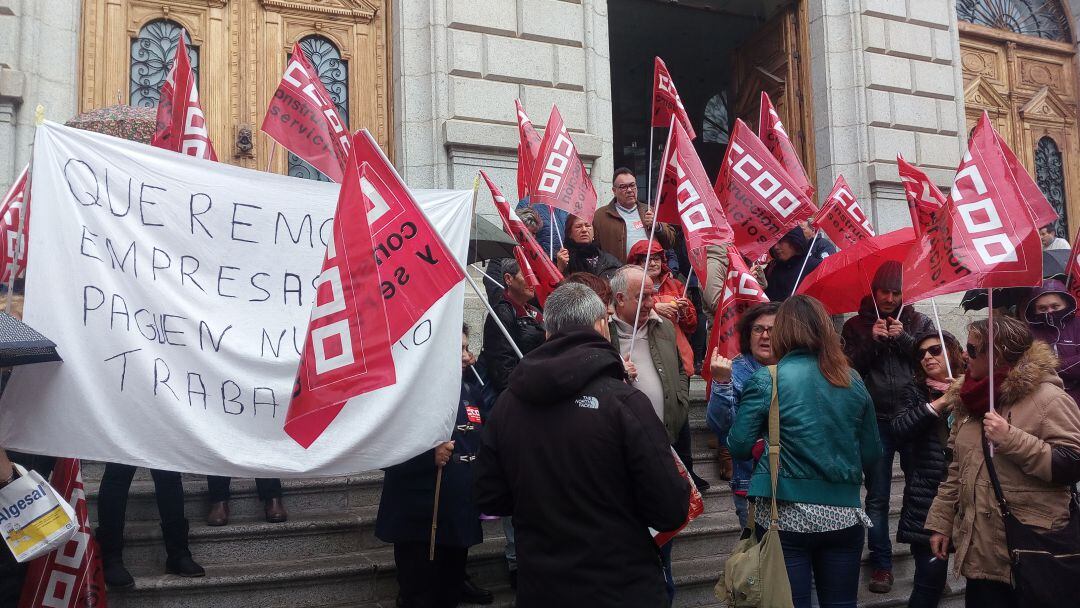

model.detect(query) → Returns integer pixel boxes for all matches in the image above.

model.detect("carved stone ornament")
[235,124,254,157]
[260,0,378,21]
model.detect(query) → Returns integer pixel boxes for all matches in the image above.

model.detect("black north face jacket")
[474,328,689,608]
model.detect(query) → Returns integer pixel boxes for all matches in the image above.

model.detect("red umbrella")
[796,227,917,315]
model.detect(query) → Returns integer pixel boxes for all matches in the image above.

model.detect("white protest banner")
[0,122,470,477]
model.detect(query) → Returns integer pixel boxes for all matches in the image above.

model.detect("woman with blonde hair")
[728,295,882,608]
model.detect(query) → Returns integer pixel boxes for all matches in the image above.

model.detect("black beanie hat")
[872,260,903,292]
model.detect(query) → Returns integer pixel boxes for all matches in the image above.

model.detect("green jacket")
[727,350,882,507]
[610,315,689,443]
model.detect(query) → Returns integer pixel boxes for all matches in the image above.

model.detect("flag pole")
[265,141,277,173]
[628,116,675,361]
[789,229,821,297]
[549,208,555,259]
[429,465,444,561]
[930,297,954,379]
[470,263,505,290]
[987,288,995,457]
[469,365,485,386]
[646,127,655,206]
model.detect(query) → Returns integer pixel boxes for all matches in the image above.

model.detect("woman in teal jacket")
[728,295,882,608]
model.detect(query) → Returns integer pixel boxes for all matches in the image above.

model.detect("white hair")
[543,283,607,334]
[610,264,644,298]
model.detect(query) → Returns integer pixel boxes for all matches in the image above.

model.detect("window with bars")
[287,35,349,181]
[957,0,1071,42]
[1035,136,1069,236]
[130,19,199,108]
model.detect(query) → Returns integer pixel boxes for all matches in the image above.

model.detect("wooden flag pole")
[429,466,444,561]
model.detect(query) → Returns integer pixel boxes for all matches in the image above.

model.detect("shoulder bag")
[714,365,793,607]
[982,433,1080,606]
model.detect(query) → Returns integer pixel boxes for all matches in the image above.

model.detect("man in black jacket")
[474,283,690,608]
[840,260,935,594]
[478,259,546,395]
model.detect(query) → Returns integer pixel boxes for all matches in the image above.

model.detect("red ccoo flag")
[759,91,812,200]
[481,170,562,305]
[19,458,108,608]
[351,130,465,340]
[515,100,543,202]
[903,112,1055,303]
[151,34,217,160]
[529,105,598,221]
[285,152,397,448]
[652,57,696,140]
[262,42,351,183]
[811,175,875,250]
[704,246,769,384]
[0,165,29,284]
[714,119,818,260]
[654,118,733,287]
[897,155,946,237]
[1065,224,1080,303]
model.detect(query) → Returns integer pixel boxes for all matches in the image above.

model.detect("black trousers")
[206,476,282,502]
[393,542,467,608]
[95,463,189,559]
[965,579,1017,608]
[672,418,700,481]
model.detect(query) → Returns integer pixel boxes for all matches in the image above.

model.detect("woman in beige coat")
[925,315,1080,608]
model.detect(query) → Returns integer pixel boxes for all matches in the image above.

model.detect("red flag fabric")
[528,105,598,221]
[481,170,562,305]
[654,119,733,287]
[285,155,397,448]
[515,100,543,202]
[261,42,351,183]
[151,34,217,160]
[714,119,818,260]
[758,91,812,200]
[18,459,107,608]
[1065,224,1080,303]
[811,175,875,250]
[703,247,769,384]
[513,246,539,288]
[0,165,29,284]
[897,155,946,237]
[351,130,465,340]
[651,57,696,140]
[652,448,704,547]
[797,228,917,315]
[902,112,1053,303]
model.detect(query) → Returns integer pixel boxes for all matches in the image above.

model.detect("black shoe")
[508,569,517,590]
[102,557,135,589]
[692,474,711,491]
[165,554,205,578]
[461,574,494,604]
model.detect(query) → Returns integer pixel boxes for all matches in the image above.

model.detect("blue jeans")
[660,541,675,605]
[863,418,897,570]
[760,524,864,608]
[733,494,749,529]
[909,543,948,608]
[503,518,516,571]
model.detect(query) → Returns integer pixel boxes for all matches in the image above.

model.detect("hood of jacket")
[945,340,1062,415]
[507,328,626,404]
[1024,278,1077,328]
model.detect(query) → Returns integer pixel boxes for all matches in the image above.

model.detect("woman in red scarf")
[627,239,696,375]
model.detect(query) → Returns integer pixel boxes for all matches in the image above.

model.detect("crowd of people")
[4,166,1080,608]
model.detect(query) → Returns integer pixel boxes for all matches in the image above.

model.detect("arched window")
[702,92,730,145]
[288,35,349,181]
[130,19,198,108]
[1035,136,1069,236]
[957,0,1071,42]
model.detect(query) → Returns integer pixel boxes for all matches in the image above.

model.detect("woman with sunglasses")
[891,330,965,608]
[925,316,1080,607]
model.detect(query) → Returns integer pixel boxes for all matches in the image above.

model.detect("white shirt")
[617,203,648,256]
[613,315,665,422]
[1045,237,1071,251]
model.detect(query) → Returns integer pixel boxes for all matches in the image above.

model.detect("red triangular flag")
[481,170,562,305]
[528,105,598,221]
[704,246,769,384]
[714,119,818,260]
[758,92,812,200]
[152,34,217,160]
[652,57,696,140]
[903,112,1052,303]
[18,459,108,608]
[811,175,875,250]
[897,155,947,238]
[261,42,351,182]
[0,164,29,284]
[515,100,543,202]
[285,151,397,448]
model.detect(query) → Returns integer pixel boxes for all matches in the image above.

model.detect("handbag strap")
[981,426,1011,517]
[766,365,781,529]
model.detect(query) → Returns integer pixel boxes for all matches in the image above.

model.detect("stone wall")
[0,0,81,195]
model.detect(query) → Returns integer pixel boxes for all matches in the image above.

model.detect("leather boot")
[206,501,229,526]
[264,497,288,523]
[161,519,205,578]
[717,446,733,481]
[95,526,135,589]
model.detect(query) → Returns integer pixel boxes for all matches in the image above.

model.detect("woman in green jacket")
[728,295,883,608]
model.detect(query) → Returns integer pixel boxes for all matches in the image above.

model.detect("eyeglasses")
[751,325,773,336]
[966,343,982,359]
[615,183,638,192]
[917,344,943,359]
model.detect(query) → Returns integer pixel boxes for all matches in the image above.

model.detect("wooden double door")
[78,0,393,172]
[960,20,1079,235]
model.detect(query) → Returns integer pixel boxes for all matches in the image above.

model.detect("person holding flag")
[555,215,622,280]
[594,168,676,264]
[763,228,821,302]
[627,239,695,382]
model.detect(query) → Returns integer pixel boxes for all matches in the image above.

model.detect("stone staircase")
[76,379,966,607]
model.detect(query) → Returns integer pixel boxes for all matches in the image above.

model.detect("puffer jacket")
[841,295,936,419]
[1024,278,1080,405]
[924,341,1080,584]
[891,380,951,545]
